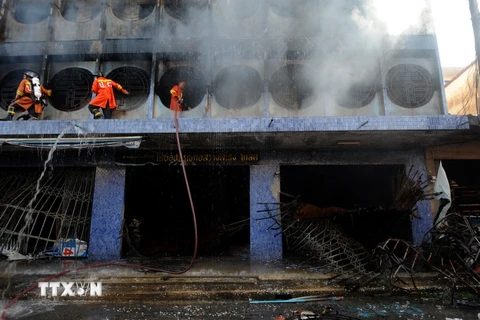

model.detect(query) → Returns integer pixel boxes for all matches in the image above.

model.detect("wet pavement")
[3,295,480,319]
[2,257,480,319]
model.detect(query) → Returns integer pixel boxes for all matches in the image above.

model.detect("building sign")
[116,152,259,165]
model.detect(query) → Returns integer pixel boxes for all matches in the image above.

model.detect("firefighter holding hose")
[0,71,52,121]
[170,80,186,112]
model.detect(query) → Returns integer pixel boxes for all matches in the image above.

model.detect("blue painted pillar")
[88,167,126,260]
[406,150,433,245]
[250,164,283,260]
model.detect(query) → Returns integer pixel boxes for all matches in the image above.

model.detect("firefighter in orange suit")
[88,71,129,119]
[170,81,186,112]
[0,71,52,121]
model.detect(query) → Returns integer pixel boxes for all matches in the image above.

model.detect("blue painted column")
[88,167,126,260]
[250,164,283,260]
[406,150,433,245]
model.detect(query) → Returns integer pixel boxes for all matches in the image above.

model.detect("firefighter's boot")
[91,108,104,119]
[0,106,14,121]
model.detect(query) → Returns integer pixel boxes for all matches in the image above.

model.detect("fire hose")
[1,110,198,320]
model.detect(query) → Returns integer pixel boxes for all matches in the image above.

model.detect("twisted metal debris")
[258,166,433,284]
[373,212,480,294]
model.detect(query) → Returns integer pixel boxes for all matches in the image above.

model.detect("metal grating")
[61,0,102,23]
[0,167,95,257]
[335,83,376,109]
[212,65,262,110]
[0,69,36,111]
[49,67,93,112]
[269,64,315,110]
[111,0,156,21]
[107,66,150,111]
[12,0,51,24]
[163,0,209,22]
[156,66,207,110]
[386,64,435,108]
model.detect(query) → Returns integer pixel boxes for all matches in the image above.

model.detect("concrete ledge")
[0,115,469,137]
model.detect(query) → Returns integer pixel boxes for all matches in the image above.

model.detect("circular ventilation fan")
[269,64,315,110]
[49,68,93,112]
[107,67,150,111]
[212,0,260,20]
[386,64,434,108]
[111,0,155,20]
[61,0,101,23]
[335,84,376,109]
[156,66,207,110]
[13,0,51,24]
[0,69,37,111]
[164,0,209,22]
[212,65,262,110]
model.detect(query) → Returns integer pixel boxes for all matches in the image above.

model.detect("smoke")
[368,0,432,36]
[2,0,436,111]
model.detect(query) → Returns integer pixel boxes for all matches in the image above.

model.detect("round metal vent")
[49,68,93,112]
[270,0,316,18]
[13,0,50,24]
[0,69,37,111]
[212,0,260,20]
[61,0,101,23]
[212,65,262,110]
[386,64,434,108]
[111,0,155,21]
[335,84,376,109]
[269,64,315,110]
[156,66,207,110]
[164,0,209,22]
[106,67,150,111]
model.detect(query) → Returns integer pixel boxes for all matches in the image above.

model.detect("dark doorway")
[123,165,250,257]
[280,165,412,251]
[442,160,480,217]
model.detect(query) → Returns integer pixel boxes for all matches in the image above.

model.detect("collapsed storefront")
[0,141,433,260]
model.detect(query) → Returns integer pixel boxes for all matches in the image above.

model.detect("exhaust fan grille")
[212,65,262,110]
[13,0,50,24]
[335,84,376,109]
[156,66,207,111]
[61,0,102,23]
[107,67,150,111]
[386,64,434,108]
[111,0,155,21]
[49,68,93,112]
[270,64,315,110]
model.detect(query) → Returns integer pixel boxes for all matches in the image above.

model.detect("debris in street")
[249,295,344,304]
[372,212,480,295]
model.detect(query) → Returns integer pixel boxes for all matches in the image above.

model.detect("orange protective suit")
[13,79,52,114]
[169,85,183,112]
[90,77,128,109]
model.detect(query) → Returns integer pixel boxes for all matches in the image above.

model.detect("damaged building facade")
[0,0,470,262]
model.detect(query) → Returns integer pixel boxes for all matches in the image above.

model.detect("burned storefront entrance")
[441,160,480,219]
[123,165,250,258]
[279,165,414,255]
[0,167,95,259]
